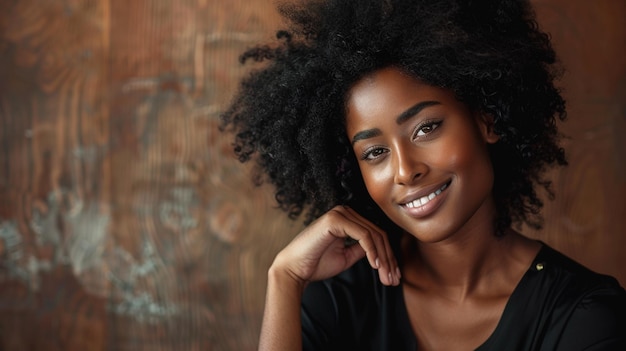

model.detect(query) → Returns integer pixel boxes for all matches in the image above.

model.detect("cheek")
[359,165,393,204]
[444,137,494,189]
[428,128,494,185]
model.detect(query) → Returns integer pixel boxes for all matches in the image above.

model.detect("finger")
[326,207,383,271]
[343,207,400,286]
[381,229,401,286]
[338,207,397,286]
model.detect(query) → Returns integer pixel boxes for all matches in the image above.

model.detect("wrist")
[267,264,308,294]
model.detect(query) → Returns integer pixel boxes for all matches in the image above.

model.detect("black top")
[301,243,626,350]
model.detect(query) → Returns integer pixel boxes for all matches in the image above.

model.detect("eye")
[361,146,388,161]
[413,120,442,139]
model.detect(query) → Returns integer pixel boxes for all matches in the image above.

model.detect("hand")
[271,205,401,287]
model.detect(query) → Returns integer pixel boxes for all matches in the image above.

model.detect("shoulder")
[535,244,626,350]
[536,244,624,300]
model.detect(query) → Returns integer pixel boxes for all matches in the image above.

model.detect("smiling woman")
[220,0,626,350]
[346,68,499,242]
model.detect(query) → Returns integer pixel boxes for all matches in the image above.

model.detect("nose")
[393,142,427,185]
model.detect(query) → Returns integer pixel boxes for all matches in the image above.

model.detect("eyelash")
[359,119,443,161]
[360,147,386,161]
[412,119,442,140]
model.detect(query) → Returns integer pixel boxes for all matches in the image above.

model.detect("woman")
[220,0,626,349]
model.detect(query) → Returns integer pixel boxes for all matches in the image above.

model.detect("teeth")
[404,183,448,208]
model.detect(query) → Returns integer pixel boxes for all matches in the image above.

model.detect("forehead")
[345,67,459,130]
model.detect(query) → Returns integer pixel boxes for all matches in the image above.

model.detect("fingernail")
[396,267,402,280]
[388,272,393,285]
[375,258,380,269]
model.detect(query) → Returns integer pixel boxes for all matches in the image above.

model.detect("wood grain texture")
[0,0,624,350]
[528,0,626,283]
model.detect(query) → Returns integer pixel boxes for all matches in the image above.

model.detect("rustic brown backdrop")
[0,0,624,350]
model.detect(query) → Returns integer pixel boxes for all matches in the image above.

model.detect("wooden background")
[0,0,624,350]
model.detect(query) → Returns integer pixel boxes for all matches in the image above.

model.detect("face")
[345,67,499,243]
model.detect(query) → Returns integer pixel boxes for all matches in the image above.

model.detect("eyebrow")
[396,100,440,125]
[351,100,441,145]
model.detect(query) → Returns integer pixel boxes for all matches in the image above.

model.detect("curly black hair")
[220,0,567,234]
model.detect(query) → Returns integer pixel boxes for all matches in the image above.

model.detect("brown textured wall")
[0,0,624,350]
[529,0,626,282]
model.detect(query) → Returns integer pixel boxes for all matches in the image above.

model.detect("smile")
[402,182,449,209]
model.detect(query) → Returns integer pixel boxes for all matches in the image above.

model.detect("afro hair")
[220,0,567,234]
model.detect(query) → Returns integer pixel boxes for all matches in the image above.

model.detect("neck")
[402,227,521,300]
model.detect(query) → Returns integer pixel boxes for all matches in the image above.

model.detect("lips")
[400,180,451,209]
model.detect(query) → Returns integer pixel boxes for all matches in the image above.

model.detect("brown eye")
[419,125,434,134]
[414,120,442,138]
[361,147,388,161]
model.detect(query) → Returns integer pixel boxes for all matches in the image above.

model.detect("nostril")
[393,147,427,184]
[394,170,422,185]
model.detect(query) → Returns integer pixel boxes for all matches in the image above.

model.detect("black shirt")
[301,243,626,350]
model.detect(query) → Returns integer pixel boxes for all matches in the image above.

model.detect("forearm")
[258,266,307,351]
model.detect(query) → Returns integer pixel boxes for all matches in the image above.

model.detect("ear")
[476,113,499,144]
